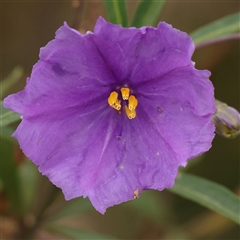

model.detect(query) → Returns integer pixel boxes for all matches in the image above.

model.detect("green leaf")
[0,126,15,141]
[48,197,93,222]
[0,66,23,97]
[0,136,23,215]
[169,173,240,224]
[19,160,39,213]
[190,12,240,45]
[0,101,21,127]
[125,191,170,224]
[131,0,166,27]
[104,0,128,27]
[47,224,117,240]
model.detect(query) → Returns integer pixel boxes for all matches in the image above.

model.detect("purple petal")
[4,23,114,117]
[136,66,215,162]
[4,61,110,118]
[89,111,180,213]
[93,17,194,83]
[40,22,115,85]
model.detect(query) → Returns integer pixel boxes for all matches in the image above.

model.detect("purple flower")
[4,17,215,214]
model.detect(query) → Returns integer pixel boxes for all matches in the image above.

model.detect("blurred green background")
[1,1,239,239]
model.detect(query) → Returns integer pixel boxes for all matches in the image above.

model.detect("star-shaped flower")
[4,17,215,213]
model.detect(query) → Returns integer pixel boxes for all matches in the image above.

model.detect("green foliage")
[48,197,93,222]
[104,0,128,27]
[131,0,166,27]
[125,191,170,225]
[47,224,117,239]
[0,126,15,141]
[0,66,23,97]
[0,101,21,127]
[1,136,22,215]
[169,173,240,224]
[19,160,39,213]
[190,12,240,45]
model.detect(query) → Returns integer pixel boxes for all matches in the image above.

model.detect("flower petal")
[4,60,110,118]
[88,66,216,212]
[136,66,216,162]
[93,17,194,83]
[4,21,115,116]
[3,20,120,117]
[14,103,149,214]
[40,22,115,85]
[88,113,180,213]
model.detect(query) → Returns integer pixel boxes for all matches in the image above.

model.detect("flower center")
[107,87,138,119]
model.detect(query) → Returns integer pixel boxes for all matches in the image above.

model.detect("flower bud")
[212,100,240,138]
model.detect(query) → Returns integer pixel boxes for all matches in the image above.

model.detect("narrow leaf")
[47,224,117,240]
[0,101,21,127]
[1,137,23,215]
[190,12,240,45]
[48,197,93,222]
[104,0,128,27]
[1,66,23,96]
[169,173,240,224]
[131,0,166,27]
[19,160,39,213]
[125,191,169,224]
[195,33,240,50]
[0,126,15,141]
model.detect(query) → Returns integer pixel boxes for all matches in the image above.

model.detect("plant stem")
[18,186,60,239]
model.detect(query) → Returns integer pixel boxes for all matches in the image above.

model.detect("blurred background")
[1,1,239,239]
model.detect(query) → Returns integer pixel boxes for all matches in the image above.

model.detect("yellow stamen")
[125,106,136,119]
[108,91,118,106]
[120,87,130,100]
[108,89,138,117]
[114,99,121,110]
[108,91,121,110]
[128,95,138,111]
